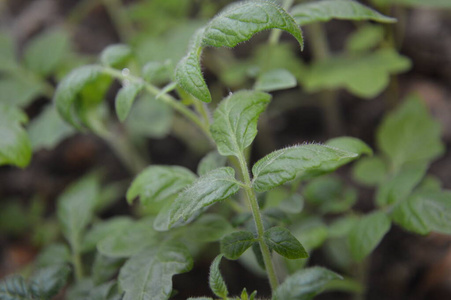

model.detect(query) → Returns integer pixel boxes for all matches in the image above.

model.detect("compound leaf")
[126,166,196,206]
[119,242,193,300]
[252,144,357,192]
[348,211,391,261]
[209,255,228,299]
[264,226,308,259]
[210,90,271,158]
[0,104,31,168]
[377,95,444,169]
[273,267,342,300]
[291,0,396,26]
[166,167,240,229]
[220,230,256,260]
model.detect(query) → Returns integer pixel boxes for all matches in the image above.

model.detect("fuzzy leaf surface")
[0,275,32,300]
[252,144,357,192]
[166,167,240,229]
[127,166,196,206]
[0,104,31,168]
[221,230,256,260]
[377,95,444,169]
[264,226,308,259]
[291,0,395,26]
[273,267,342,300]
[209,255,228,299]
[348,211,391,261]
[115,82,144,122]
[210,90,271,157]
[119,242,193,300]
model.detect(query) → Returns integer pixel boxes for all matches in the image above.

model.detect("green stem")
[72,246,83,281]
[237,152,279,292]
[102,67,212,141]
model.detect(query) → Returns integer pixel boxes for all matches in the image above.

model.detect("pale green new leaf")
[28,104,75,151]
[291,0,395,26]
[375,162,427,207]
[97,218,157,258]
[254,69,297,92]
[210,90,271,158]
[273,267,342,300]
[377,95,444,169]
[119,242,193,300]
[202,1,303,48]
[167,167,240,229]
[24,29,70,76]
[264,226,308,259]
[392,191,451,235]
[197,151,228,176]
[115,82,144,122]
[352,156,387,187]
[126,165,196,206]
[0,275,32,300]
[57,175,99,250]
[0,104,32,168]
[29,264,71,300]
[54,65,112,128]
[252,144,357,192]
[348,211,391,261]
[209,255,228,299]
[220,230,256,260]
[303,49,411,98]
[100,44,133,68]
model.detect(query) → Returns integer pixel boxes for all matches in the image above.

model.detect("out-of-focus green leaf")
[254,69,297,92]
[352,156,387,186]
[371,0,451,8]
[187,214,233,242]
[82,217,133,253]
[115,82,144,122]
[29,264,71,300]
[197,150,228,176]
[100,44,133,68]
[0,275,32,300]
[0,76,44,107]
[346,25,384,52]
[0,32,18,71]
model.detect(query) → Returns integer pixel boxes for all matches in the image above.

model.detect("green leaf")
[0,76,44,107]
[187,214,233,242]
[187,298,213,300]
[348,211,391,261]
[303,49,411,98]
[220,230,256,260]
[371,0,451,8]
[197,150,228,176]
[87,281,116,300]
[252,144,357,192]
[328,215,360,238]
[392,191,451,235]
[28,104,75,151]
[24,29,70,76]
[352,156,387,187]
[100,44,133,68]
[0,275,32,300]
[0,32,18,72]
[54,65,112,128]
[0,104,32,168]
[35,243,71,268]
[97,218,157,258]
[377,95,444,169]
[125,94,173,138]
[209,255,228,299]
[166,167,240,229]
[210,90,271,158]
[57,175,99,250]
[254,69,297,92]
[273,267,342,300]
[264,226,308,259]
[82,217,133,252]
[126,165,196,206]
[175,1,303,102]
[115,82,144,122]
[29,264,71,300]
[142,60,172,85]
[119,242,193,300]
[92,254,125,285]
[375,162,427,207]
[346,25,384,52]
[291,0,396,26]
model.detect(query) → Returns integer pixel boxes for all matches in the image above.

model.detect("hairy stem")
[237,152,279,292]
[102,67,212,141]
